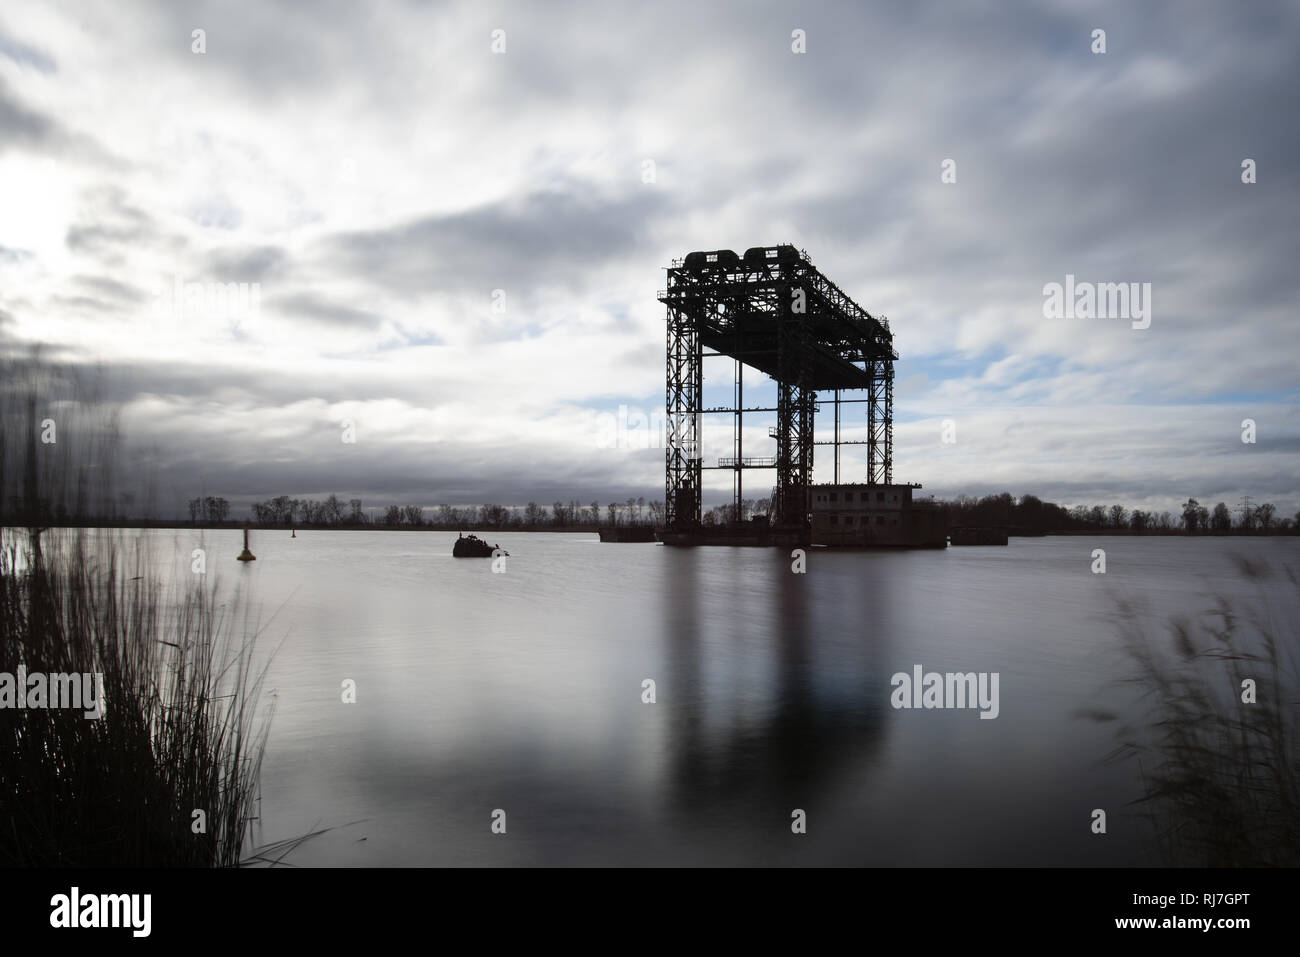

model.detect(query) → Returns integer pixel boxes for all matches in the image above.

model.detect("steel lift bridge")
[658,245,896,533]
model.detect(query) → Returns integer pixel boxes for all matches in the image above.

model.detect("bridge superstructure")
[659,245,896,533]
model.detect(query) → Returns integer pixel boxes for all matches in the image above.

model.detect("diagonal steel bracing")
[659,245,894,530]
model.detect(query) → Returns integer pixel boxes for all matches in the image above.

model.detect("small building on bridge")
[809,483,947,547]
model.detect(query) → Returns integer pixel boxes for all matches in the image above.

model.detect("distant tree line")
[187,496,231,524]
[236,495,666,529]
[185,489,1299,535]
[245,494,364,526]
[942,492,1297,535]
[701,497,769,526]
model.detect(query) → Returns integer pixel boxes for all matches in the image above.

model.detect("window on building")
[876,515,885,525]
[876,491,885,502]
[829,492,837,503]
[844,492,854,503]
[830,515,838,525]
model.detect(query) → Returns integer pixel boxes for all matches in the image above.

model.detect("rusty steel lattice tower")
[659,245,896,531]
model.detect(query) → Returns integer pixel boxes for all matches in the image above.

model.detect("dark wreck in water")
[452,533,507,558]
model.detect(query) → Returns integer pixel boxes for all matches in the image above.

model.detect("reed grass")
[0,527,274,866]
[1096,556,1300,866]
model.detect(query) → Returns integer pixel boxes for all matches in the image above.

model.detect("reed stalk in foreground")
[1094,557,1300,866]
[0,528,274,866]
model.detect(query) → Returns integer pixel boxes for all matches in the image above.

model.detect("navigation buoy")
[237,523,257,562]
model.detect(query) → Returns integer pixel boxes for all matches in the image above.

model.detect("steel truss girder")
[660,246,896,531]
[866,359,894,485]
[665,303,702,527]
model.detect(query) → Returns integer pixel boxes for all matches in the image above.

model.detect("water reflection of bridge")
[661,549,890,824]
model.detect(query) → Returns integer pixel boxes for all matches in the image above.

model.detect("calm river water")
[95,530,1300,865]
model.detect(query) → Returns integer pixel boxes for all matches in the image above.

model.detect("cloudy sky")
[2,0,1297,519]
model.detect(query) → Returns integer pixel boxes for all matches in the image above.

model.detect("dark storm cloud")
[273,291,383,330]
[116,0,434,108]
[155,437,663,512]
[45,273,152,320]
[72,275,150,305]
[320,185,668,299]
[203,244,289,282]
[0,80,118,165]
[65,187,178,264]
[786,4,1300,275]
[0,81,62,147]
[49,294,128,317]
[85,355,460,409]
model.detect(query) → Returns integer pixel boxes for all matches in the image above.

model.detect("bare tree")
[1211,502,1232,532]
